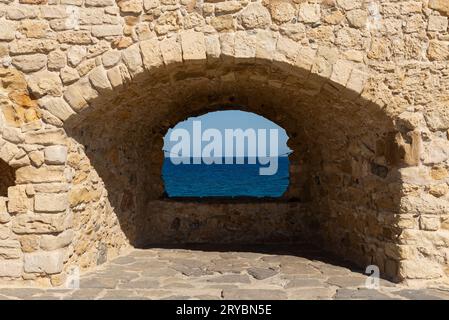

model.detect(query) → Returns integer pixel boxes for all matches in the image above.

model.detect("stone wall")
[0,0,448,287]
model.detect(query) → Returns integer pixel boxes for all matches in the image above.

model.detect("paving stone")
[222,289,288,300]
[111,256,137,265]
[285,278,326,289]
[207,274,252,284]
[247,267,278,280]
[394,289,444,300]
[335,288,397,300]
[1,249,449,300]
[288,287,337,300]
[280,263,321,276]
[65,288,104,300]
[80,277,118,289]
[327,275,366,288]
[118,278,160,289]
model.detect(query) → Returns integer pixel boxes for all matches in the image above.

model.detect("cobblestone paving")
[1,245,449,300]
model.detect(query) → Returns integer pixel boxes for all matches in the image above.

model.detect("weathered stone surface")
[0,260,23,278]
[239,3,271,29]
[7,185,30,214]
[12,54,47,73]
[0,20,16,41]
[180,31,206,62]
[12,212,67,234]
[27,70,62,98]
[140,38,163,70]
[429,0,449,16]
[34,193,67,213]
[24,249,65,274]
[16,166,66,184]
[40,229,73,251]
[38,97,75,122]
[0,0,448,289]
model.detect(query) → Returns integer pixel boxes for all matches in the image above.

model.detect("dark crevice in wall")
[0,159,15,197]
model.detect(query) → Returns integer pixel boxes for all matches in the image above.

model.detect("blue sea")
[162,157,290,198]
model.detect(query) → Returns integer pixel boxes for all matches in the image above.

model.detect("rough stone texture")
[1,247,446,300]
[0,0,447,290]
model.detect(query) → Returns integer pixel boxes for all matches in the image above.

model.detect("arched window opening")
[162,110,292,198]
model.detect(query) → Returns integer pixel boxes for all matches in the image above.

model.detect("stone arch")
[60,30,413,281]
[0,0,447,286]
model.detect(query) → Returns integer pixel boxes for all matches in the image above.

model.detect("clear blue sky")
[163,110,291,157]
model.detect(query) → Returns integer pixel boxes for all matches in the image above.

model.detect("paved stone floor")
[1,245,449,300]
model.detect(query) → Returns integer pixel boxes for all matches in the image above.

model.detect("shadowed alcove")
[63,57,405,280]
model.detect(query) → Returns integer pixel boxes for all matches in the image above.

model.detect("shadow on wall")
[0,159,15,197]
[63,58,413,281]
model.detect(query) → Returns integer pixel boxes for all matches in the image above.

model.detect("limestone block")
[239,3,271,29]
[44,145,68,165]
[47,50,66,71]
[180,31,206,62]
[160,36,183,65]
[0,142,20,164]
[0,198,10,224]
[29,151,44,168]
[24,249,65,274]
[428,40,449,61]
[299,3,321,24]
[12,54,47,72]
[7,185,30,214]
[205,34,221,60]
[336,0,359,11]
[0,20,16,41]
[85,0,114,6]
[63,81,89,112]
[212,2,239,16]
[400,193,449,215]
[0,239,22,260]
[346,9,368,29]
[102,50,121,68]
[345,68,368,96]
[219,33,235,58]
[24,128,66,146]
[122,43,144,76]
[140,38,163,70]
[67,46,87,68]
[211,15,235,32]
[330,59,353,87]
[16,166,66,184]
[234,31,256,62]
[12,212,68,234]
[118,0,143,14]
[275,35,299,64]
[0,260,23,278]
[422,138,449,165]
[7,6,39,21]
[88,66,112,91]
[9,39,58,55]
[92,25,123,38]
[428,0,449,16]
[269,1,296,24]
[27,70,62,98]
[34,193,68,213]
[255,30,277,61]
[60,67,80,85]
[2,127,24,144]
[40,229,74,251]
[399,258,443,279]
[38,97,76,122]
[420,216,441,231]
